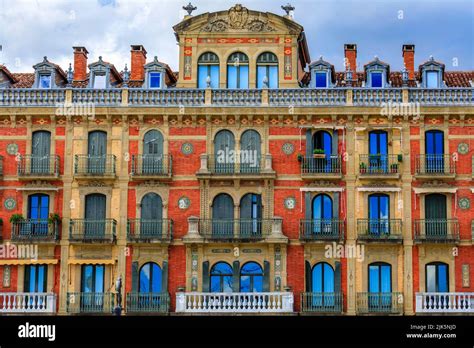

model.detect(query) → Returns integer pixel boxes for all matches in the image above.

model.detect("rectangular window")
[149,72,161,88]
[315,72,327,87]
[93,74,106,89]
[371,72,383,88]
[39,75,51,89]
[426,71,439,88]
[24,265,47,293]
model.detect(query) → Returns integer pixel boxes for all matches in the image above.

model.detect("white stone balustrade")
[415,292,473,313]
[0,292,56,313]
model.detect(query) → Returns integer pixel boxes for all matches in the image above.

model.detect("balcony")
[358,154,401,178]
[126,293,170,314]
[268,88,346,106]
[11,219,59,242]
[0,88,65,106]
[0,292,56,314]
[17,155,60,179]
[300,292,343,313]
[300,156,342,180]
[299,219,344,241]
[414,219,459,243]
[175,292,294,313]
[356,292,403,314]
[197,154,275,180]
[130,154,172,180]
[128,88,205,106]
[212,89,262,106]
[415,292,474,313]
[69,219,117,243]
[357,219,403,243]
[415,154,455,178]
[408,88,473,106]
[74,155,116,178]
[195,219,274,241]
[72,89,121,106]
[353,88,403,106]
[67,292,114,314]
[127,219,172,243]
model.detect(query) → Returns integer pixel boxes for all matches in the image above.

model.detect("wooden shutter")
[305,192,312,220]
[161,261,168,292]
[305,129,313,158]
[232,261,240,292]
[263,261,270,292]
[143,130,163,155]
[334,261,341,294]
[88,131,107,156]
[202,261,210,292]
[305,261,312,292]
[131,261,139,293]
[332,130,338,156]
[141,193,162,220]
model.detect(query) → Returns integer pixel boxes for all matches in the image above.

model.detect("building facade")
[0,4,473,315]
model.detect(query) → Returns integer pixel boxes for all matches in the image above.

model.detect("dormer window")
[149,72,161,88]
[143,56,167,90]
[426,71,439,88]
[364,57,389,88]
[315,72,327,87]
[39,74,52,89]
[93,73,106,89]
[32,56,66,89]
[309,56,334,88]
[419,56,445,88]
[371,72,383,88]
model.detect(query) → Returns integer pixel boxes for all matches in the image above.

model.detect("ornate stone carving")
[202,5,275,32]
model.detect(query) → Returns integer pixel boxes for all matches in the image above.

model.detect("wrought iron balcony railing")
[11,219,59,242]
[299,219,344,241]
[300,156,342,176]
[0,292,56,313]
[414,219,459,243]
[74,155,116,176]
[359,154,401,176]
[127,219,173,242]
[197,219,273,241]
[67,292,114,314]
[357,292,403,314]
[17,155,60,177]
[357,219,403,241]
[130,154,172,177]
[415,154,455,176]
[126,292,170,313]
[69,219,117,242]
[176,292,294,313]
[300,292,343,313]
[207,157,263,175]
[415,292,474,313]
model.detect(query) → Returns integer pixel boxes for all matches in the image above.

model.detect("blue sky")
[0,0,472,73]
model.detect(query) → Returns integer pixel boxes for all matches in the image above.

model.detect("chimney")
[130,45,147,81]
[344,44,357,73]
[403,44,415,80]
[73,46,88,81]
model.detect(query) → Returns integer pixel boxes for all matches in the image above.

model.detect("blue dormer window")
[426,71,439,88]
[39,75,51,89]
[149,72,161,88]
[371,72,382,88]
[315,72,327,88]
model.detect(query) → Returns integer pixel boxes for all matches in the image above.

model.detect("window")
[311,130,333,173]
[240,130,261,173]
[313,130,332,156]
[312,263,335,309]
[371,72,383,87]
[140,193,163,236]
[312,194,333,234]
[24,265,47,292]
[368,263,392,310]
[210,262,233,292]
[39,75,51,89]
[139,262,162,293]
[368,130,388,173]
[368,194,390,235]
[142,130,164,174]
[27,193,50,236]
[240,193,262,236]
[227,52,249,89]
[426,71,439,88]
[84,193,106,237]
[426,263,448,292]
[214,130,235,173]
[31,131,51,174]
[149,72,161,88]
[425,194,447,237]
[80,264,105,311]
[198,52,219,88]
[87,131,107,174]
[212,194,234,237]
[240,262,263,292]
[257,52,278,88]
[93,74,106,89]
[315,72,327,88]
[425,130,444,173]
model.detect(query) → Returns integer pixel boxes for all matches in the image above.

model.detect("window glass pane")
[223,276,233,292]
[313,195,322,220]
[369,196,379,220]
[371,72,383,87]
[93,74,106,89]
[151,264,162,293]
[240,275,250,292]
[438,265,448,292]
[40,75,51,89]
[149,72,161,88]
[253,276,263,292]
[380,265,391,292]
[315,72,327,87]
[322,195,332,219]
[426,71,438,88]
[37,266,46,292]
[227,65,237,89]
[82,265,93,293]
[210,65,219,88]
[30,266,37,292]
[239,66,249,89]
[210,277,221,292]
[140,263,151,292]
[269,66,278,88]
[95,265,104,293]
[379,196,389,219]
[312,264,323,292]
[198,65,208,88]
[426,265,436,292]
[369,265,380,292]
[323,263,334,292]
[256,66,266,88]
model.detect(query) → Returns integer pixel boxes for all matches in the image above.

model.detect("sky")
[0,0,473,74]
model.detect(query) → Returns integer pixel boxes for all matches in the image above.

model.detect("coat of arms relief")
[202,4,275,32]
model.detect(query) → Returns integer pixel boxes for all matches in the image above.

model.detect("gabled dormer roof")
[364,56,390,76]
[88,56,123,82]
[33,56,67,81]
[308,56,336,83]
[418,56,445,73]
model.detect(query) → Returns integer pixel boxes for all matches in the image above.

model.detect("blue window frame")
[312,262,335,294]
[27,193,50,236]
[368,263,392,309]
[371,72,383,87]
[227,52,249,89]
[368,194,390,235]
[312,130,333,173]
[257,52,278,88]
[24,265,47,293]
[240,193,262,236]
[315,72,327,87]
[312,194,333,234]
[139,262,162,293]
[198,52,219,88]
[210,262,233,292]
[212,193,234,237]
[368,130,388,173]
[149,72,161,88]
[39,75,51,89]
[425,130,444,173]
[426,71,439,88]
[240,262,263,292]
[81,264,104,293]
[426,263,448,292]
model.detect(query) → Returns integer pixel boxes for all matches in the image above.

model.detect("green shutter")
[334,261,341,294]
[232,261,240,292]
[161,261,168,292]
[202,261,210,292]
[131,261,139,293]
[263,261,270,292]
[305,261,312,292]
[24,265,31,292]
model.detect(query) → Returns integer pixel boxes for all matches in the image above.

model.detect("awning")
[413,188,457,194]
[357,187,401,192]
[68,259,115,265]
[300,187,344,192]
[16,187,60,191]
[0,259,58,265]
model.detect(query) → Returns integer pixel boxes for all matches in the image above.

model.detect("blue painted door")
[312,194,333,235]
[27,194,49,236]
[312,263,335,307]
[368,263,392,310]
[425,131,444,173]
[81,264,105,310]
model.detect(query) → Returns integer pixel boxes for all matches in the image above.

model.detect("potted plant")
[397,154,403,162]
[360,162,367,174]
[48,213,61,225]
[296,153,303,162]
[313,149,326,159]
[390,163,399,173]
[9,214,24,224]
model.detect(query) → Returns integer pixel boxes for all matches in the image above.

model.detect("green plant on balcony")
[9,214,24,224]
[360,162,367,173]
[48,213,61,225]
[297,153,303,162]
[397,154,403,162]
[313,149,326,158]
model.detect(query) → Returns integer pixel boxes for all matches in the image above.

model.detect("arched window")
[311,262,335,308]
[240,130,261,173]
[198,52,219,88]
[313,130,332,156]
[31,131,51,174]
[425,194,447,237]
[27,193,50,236]
[312,194,333,234]
[240,193,262,236]
[214,130,235,173]
[368,130,388,173]
[84,193,106,237]
[240,262,263,292]
[368,194,390,235]
[87,131,107,174]
[140,193,163,236]
[212,194,234,238]
[256,52,278,88]
[227,52,249,89]
[210,262,233,292]
[139,262,162,293]
[368,262,392,310]
[425,130,444,173]
[142,130,164,174]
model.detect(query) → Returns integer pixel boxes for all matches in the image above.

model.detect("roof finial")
[319,55,323,60]
[67,63,73,86]
[281,3,295,16]
[154,56,159,63]
[43,56,48,62]
[98,56,103,62]
[183,2,197,16]
[429,55,434,61]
